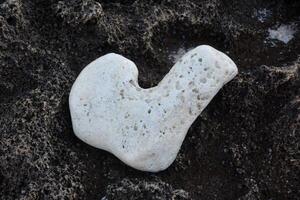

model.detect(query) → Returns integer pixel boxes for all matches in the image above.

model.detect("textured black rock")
[0,0,299,199]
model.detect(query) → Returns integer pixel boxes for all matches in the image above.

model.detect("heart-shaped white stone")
[69,45,238,172]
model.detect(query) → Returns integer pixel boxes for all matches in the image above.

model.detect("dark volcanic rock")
[104,178,190,200]
[0,0,299,199]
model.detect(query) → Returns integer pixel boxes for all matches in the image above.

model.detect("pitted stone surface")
[69,45,238,172]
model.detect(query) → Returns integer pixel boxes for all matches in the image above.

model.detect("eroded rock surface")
[69,46,237,172]
[0,0,299,199]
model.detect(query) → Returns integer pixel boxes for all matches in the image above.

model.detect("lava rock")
[0,0,299,199]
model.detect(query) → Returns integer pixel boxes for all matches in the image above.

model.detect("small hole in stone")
[200,78,207,83]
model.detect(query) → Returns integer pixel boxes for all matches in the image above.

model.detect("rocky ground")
[0,0,299,199]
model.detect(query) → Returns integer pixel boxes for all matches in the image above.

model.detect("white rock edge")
[69,45,238,172]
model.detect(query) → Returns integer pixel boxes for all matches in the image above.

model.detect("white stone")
[268,23,297,44]
[69,45,238,172]
[168,47,192,63]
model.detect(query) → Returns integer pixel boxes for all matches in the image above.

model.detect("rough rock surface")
[0,0,299,199]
